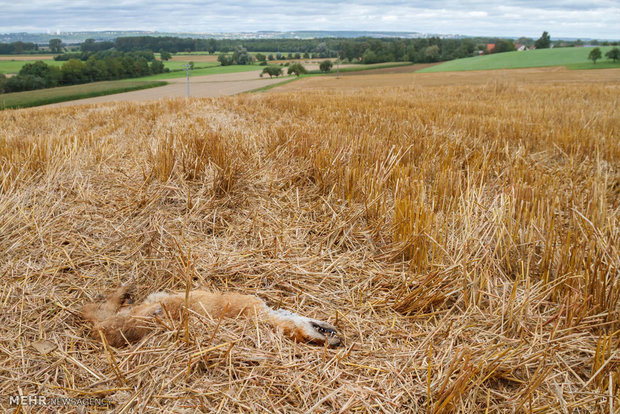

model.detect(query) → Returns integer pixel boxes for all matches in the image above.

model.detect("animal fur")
[81,284,341,347]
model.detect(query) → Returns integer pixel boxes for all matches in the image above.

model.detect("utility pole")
[336,56,340,79]
[336,50,342,79]
[182,63,192,97]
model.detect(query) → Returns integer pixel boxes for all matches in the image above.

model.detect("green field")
[418,46,619,72]
[0,80,166,109]
[0,59,63,74]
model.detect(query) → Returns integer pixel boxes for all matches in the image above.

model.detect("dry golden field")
[274,66,620,91]
[170,54,219,63]
[0,71,619,412]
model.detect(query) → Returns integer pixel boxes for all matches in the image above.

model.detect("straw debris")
[0,78,618,412]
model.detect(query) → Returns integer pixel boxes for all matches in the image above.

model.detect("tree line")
[0,41,39,54]
[0,51,168,94]
[109,35,497,63]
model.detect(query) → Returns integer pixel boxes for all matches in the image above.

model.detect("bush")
[605,47,619,62]
[319,60,333,72]
[261,66,283,78]
[218,54,233,66]
[287,63,307,77]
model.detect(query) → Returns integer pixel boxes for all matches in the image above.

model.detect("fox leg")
[81,284,135,325]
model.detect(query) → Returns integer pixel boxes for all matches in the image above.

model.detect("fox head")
[270,309,341,347]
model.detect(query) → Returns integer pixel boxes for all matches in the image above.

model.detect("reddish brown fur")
[81,285,340,347]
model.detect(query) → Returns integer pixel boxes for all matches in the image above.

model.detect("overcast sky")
[0,1,618,39]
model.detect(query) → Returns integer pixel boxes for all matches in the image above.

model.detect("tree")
[261,66,283,78]
[207,39,217,54]
[61,59,86,84]
[534,31,551,49]
[82,38,95,52]
[218,54,233,66]
[319,60,333,72]
[588,47,602,64]
[160,51,172,61]
[255,53,266,63]
[19,60,61,87]
[232,45,252,65]
[605,47,619,62]
[494,39,516,53]
[150,59,165,74]
[316,42,330,58]
[81,39,114,53]
[424,45,440,62]
[84,56,109,81]
[455,39,475,58]
[287,63,307,77]
[362,49,379,64]
[516,37,534,47]
[49,38,63,53]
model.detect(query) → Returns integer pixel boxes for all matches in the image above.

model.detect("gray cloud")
[0,1,618,39]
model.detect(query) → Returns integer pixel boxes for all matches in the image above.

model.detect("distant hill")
[418,46,619,72]
[1,30,458,44]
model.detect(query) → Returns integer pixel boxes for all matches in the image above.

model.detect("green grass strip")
[0,80,167,110]
[244,77,300,94]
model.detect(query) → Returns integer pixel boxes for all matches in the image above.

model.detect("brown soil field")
[0,55,55,61]
[338,63,437,76]
[1,70,618,412]
[273,66,620,91]
[171,54,219,63]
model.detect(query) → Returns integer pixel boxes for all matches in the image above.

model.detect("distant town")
[1,30,608,45]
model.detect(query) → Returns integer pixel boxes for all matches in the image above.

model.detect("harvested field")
[273,66,620,91]
[0,75,618,412]
[338,63,436,76]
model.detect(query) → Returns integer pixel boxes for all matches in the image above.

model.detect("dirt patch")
[0,55,55,61]
[171,54,219,63]
[49,70,287,106]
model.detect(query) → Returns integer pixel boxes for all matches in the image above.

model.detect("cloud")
[0,0,617,39]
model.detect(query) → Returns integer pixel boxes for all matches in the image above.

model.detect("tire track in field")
[50,70,289,106]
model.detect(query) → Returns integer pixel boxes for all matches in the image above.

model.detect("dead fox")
[81,284,341,348]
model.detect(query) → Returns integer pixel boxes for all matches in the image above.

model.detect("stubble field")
[0,70,618,412]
